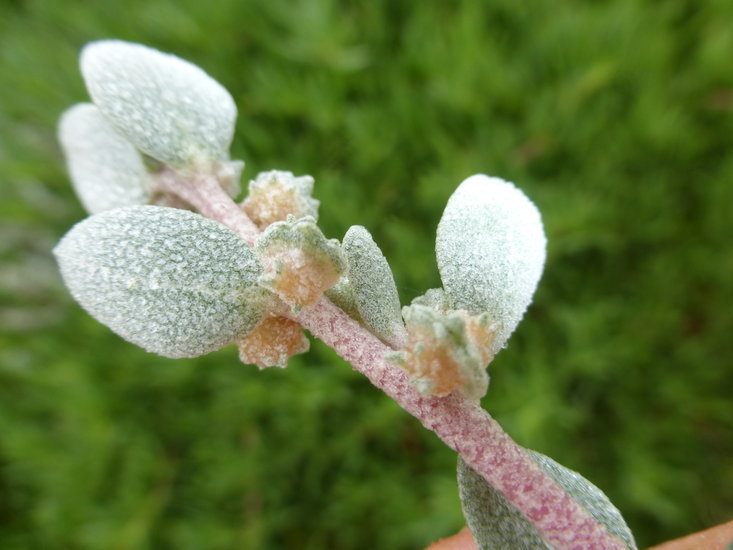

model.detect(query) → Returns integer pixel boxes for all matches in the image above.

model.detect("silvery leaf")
[54,206,267,358]
[342,226,407,348]
[457,455,550,549]
[457,452,637,550]
[325,277,363,323]
[81,40,237,168]
[527,450,637,549]
[436,175,546,354]
[58,103,151,214]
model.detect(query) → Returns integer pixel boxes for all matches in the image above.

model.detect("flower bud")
[237,316,310,369]
[256,216,345,309]
[242,171,319,230]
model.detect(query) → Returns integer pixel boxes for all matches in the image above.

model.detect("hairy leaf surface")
[81,40,236,168]
[58,103,150,214]
[54,206,266,358]
[437,175,546,353]
[342,225,406,348]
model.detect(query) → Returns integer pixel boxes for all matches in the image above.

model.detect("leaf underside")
[58,102,150,214]
[342,225,406,348]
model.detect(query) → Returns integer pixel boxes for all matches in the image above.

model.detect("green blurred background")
[1,0,732,548]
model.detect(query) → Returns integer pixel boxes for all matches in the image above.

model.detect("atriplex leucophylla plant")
[54,40,637,549]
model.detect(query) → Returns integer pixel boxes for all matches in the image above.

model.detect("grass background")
[1,0,732,548]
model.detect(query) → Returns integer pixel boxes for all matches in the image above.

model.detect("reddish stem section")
[297,299,626,550]
[156,169,259,245]
[174,174,627,550]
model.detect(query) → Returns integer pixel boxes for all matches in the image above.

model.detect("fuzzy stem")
[297,299,626,550]
[175,175,626,550]
[155,169,259,245]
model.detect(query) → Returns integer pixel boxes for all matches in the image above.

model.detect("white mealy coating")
[342,225,407,349]
[80,40,236,168]
[58,103,150,214]
[436,175,546,354]
[54,206,266,358]
[527,451,637,549]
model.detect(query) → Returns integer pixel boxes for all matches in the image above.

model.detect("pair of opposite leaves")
[55,40,547,365]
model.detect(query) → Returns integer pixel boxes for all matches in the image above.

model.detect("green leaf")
[526,450,637,549]
[342,225,406,348]
[325,277,364,323]
[58,103,151,214]
[80,40,237,168]
[457,451,637,550]
[436,175,546,354]
[54,206,268,358]
[457,455,550,549]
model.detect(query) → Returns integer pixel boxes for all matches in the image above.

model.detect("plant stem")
[174,176,627,550]
[297,299,626,550]
[155,169,259,245]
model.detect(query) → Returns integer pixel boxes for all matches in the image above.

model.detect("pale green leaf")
[58,103,150,214]
[81,40,236,168]
[325,277,363,323]
[342,225,406,348]
[436,175,546,354]
[457,455,550,550]
[457,451,637,550]
[527,450,637,549]
[54,206,267,358]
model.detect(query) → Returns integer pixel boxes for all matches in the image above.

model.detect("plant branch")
[155,169,259,245]
[297,299,626,550]
[174,174,627,550]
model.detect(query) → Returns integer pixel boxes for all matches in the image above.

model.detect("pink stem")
[172,175,626,550]
[155,169,259,245]
[297,299,626,550]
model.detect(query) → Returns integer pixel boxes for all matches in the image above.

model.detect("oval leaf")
[325,277,363,323]
[58,103,151,214]
[54,206,267,358]
[436,175,546,354]
[255,216,345,309]
[457,452,637,550]
[343,225,407,348]
[457,455,551,549]
[526,450,637,549]
[81,40,237,168]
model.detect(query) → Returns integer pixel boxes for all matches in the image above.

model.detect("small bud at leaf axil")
[58,103,151,214]
[342,225,407,349]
